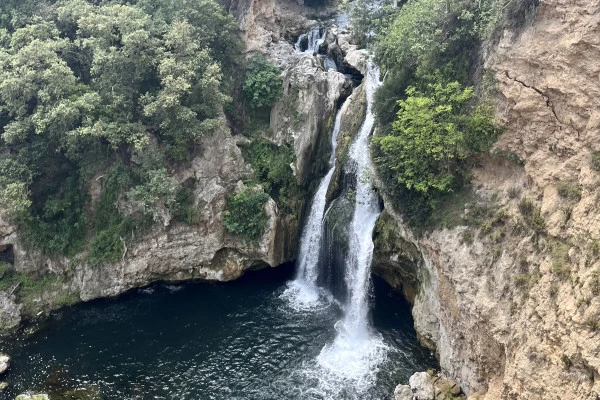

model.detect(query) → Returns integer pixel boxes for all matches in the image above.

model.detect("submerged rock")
[15,394,50,400]
[0,354,10,375]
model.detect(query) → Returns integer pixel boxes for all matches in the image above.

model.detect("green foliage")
[518,198,546,235]
[349,0,397,47]
[242,55,283,110]
[556,180,581,201]
[0,0,242,256]
[492,149,524,166]
[591,150,600,172]
[370,0,521,228]
[240,139,297,211]
[171,184,202,225]
[373,78,499,226]
[21,175,87,256]
[222,189,269,241]
[0,269,77,314]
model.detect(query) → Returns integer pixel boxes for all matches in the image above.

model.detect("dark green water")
[2,266,435,399]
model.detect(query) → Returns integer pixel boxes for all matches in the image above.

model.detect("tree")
[142,19,228,160]
[0,0,244,256]
[373,79,499,221]
[242,55,282,110]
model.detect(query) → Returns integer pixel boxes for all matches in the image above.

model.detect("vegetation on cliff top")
[0,0,244,260]
[349,0,538,227]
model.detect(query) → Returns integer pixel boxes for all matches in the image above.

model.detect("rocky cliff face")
[374,0,600,398]
[0,0,353,332]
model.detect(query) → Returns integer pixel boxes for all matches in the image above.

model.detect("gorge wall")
[374,0,600,398]
[1,0,598,398]
[0,0,353,331]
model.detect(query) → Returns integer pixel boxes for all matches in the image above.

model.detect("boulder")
[394,384,413,400]
[409,372,435,400]
[0,290,22,331]
[0,354,10,375]
[0,381,8,390]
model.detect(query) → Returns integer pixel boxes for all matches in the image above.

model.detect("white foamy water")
[315,62,386,384]
[281,101,344,311]
[295,26,327,54]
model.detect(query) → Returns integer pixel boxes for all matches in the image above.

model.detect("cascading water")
[295,26,339,72]
[281,99,345,310]
[315,63,387,387]
[295,26,327,54]
[283,61,390,397]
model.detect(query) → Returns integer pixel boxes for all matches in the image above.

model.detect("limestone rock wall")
[375,0,600,398]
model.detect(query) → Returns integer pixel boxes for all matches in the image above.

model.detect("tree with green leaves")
[0,0,243,258]
[242,55,283,110]
[373,79,500,224]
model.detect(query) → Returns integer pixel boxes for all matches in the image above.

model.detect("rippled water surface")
[3,266,436,399]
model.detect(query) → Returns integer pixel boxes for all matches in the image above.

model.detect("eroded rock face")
[271,54,351,186]
[377,0,600,398]
[227,0,312,55]
[72,131,283,302]
[0,293,21,331]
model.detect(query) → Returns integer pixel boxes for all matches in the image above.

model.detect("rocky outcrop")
[376,0,600,398]
[271,54,351,186]
[0,354,9,375]
[409,372,435,400]
[0,129,290,309]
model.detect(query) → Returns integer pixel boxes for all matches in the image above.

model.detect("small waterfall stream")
[295,26,327,54]
[282,106,343,310]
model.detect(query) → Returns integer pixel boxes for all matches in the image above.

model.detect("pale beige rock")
[0,354,9,375]
[271,54,350,186]
[409,372,435,400]
[394,384,413,400]
[378,0,600,399]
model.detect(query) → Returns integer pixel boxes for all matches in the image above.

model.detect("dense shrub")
[368,0,508,228]
[223,190,270,241]
[242,56,283,110]
[373,79,500,225]
[0,0,243,256]
[240,139,296,210]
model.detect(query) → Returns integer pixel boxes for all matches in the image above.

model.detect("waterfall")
[283,61,388,395]
[315,63,387,387]
[281,100,344,310]
[339,63,382,337]
[295,26,327,54]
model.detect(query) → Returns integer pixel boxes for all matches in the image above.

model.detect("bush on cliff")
[242,55,283,111]
[223,189,270,241]
[369,0,505,227]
